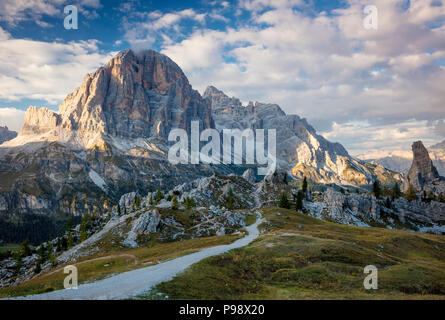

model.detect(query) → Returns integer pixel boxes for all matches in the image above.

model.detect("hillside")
[2,206,445,299]
[152,207,445,300]
[1,172,444,298]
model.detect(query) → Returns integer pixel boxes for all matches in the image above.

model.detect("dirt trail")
[12,213,263,300]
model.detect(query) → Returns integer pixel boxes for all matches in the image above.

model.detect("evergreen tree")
[385,197,392,209]
[184,197,196,210]
[438,193,445,203]
[49,253,57,267]
[21,239,31,257]
[372,179,381,199]
[279,192,290,209]
[46,243,53,261]
[67,233,74,248]
[38,244,46,259]
[56,238,62,252]
[171,195,179,210]
[225,187,235,210]
[149,195,154,205]
[406,184,417,202]
[14,254,23,273]
[302,176,308,194]
[34,260,42,274]
[65,218,74,232]
[283,172,288,185]
[155,188,163,202]
[61,237,68,251]
[117,203,121,215]
[427,191,435,202]
[392,182,401,199]
[421,191,426,202]
[80,230,87,242]
[135,195,141,208]
[296,191,304,211]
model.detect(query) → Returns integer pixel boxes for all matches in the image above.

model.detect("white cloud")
[155,0,445,153]
[0,37,115,104]
[123,8,208,49]
[2,0,445,154]
[0,107,26,132]
[0,26,10,40]
[239,0,306,12]
[435,120,445,138]
[322,119,442,156]
[0,0,101,26]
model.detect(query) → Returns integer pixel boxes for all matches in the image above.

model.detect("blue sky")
[0,0,444,156]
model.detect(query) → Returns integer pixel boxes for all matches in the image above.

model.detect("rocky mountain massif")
[0,50,229,225]
[0,49,400,223]
[406,141,445,195]
[0,48,417,249]
[204,86,401,186]
[0,126,17,145]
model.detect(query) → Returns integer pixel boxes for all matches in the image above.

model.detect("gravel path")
[13,213,263,300]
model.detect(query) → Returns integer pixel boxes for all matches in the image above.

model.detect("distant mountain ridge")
[204,85,401,186]
[0,126,17,145]
[359,141,445,176]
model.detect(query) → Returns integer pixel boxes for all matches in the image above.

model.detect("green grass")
[149,207,445,300]
[0,243,21,254]
[245,213,257,226]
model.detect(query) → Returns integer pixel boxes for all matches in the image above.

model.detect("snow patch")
[89,170,107,192]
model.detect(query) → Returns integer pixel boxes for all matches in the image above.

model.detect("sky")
[0,0,444,156]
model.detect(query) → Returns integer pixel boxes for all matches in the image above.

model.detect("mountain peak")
[203,85,242,110]
[203,85,226,97]
[16,49,213,147]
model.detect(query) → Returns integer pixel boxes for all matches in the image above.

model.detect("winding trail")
[14,213,263,300]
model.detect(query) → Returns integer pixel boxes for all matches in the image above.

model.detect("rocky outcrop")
[242,168,257,184]
[173,174,256,209]
[119,192,140,208]
[0,126,17,144]
[407,141,445,194]
[321,188,379,225]
[20,107,61,136]
[312,188,445,233]
[123,209,161,248]
[204,85,401,187]
[408,141,440,187]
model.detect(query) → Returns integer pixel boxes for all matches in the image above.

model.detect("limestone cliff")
[204,85,401,186]
[407,141,445,195]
